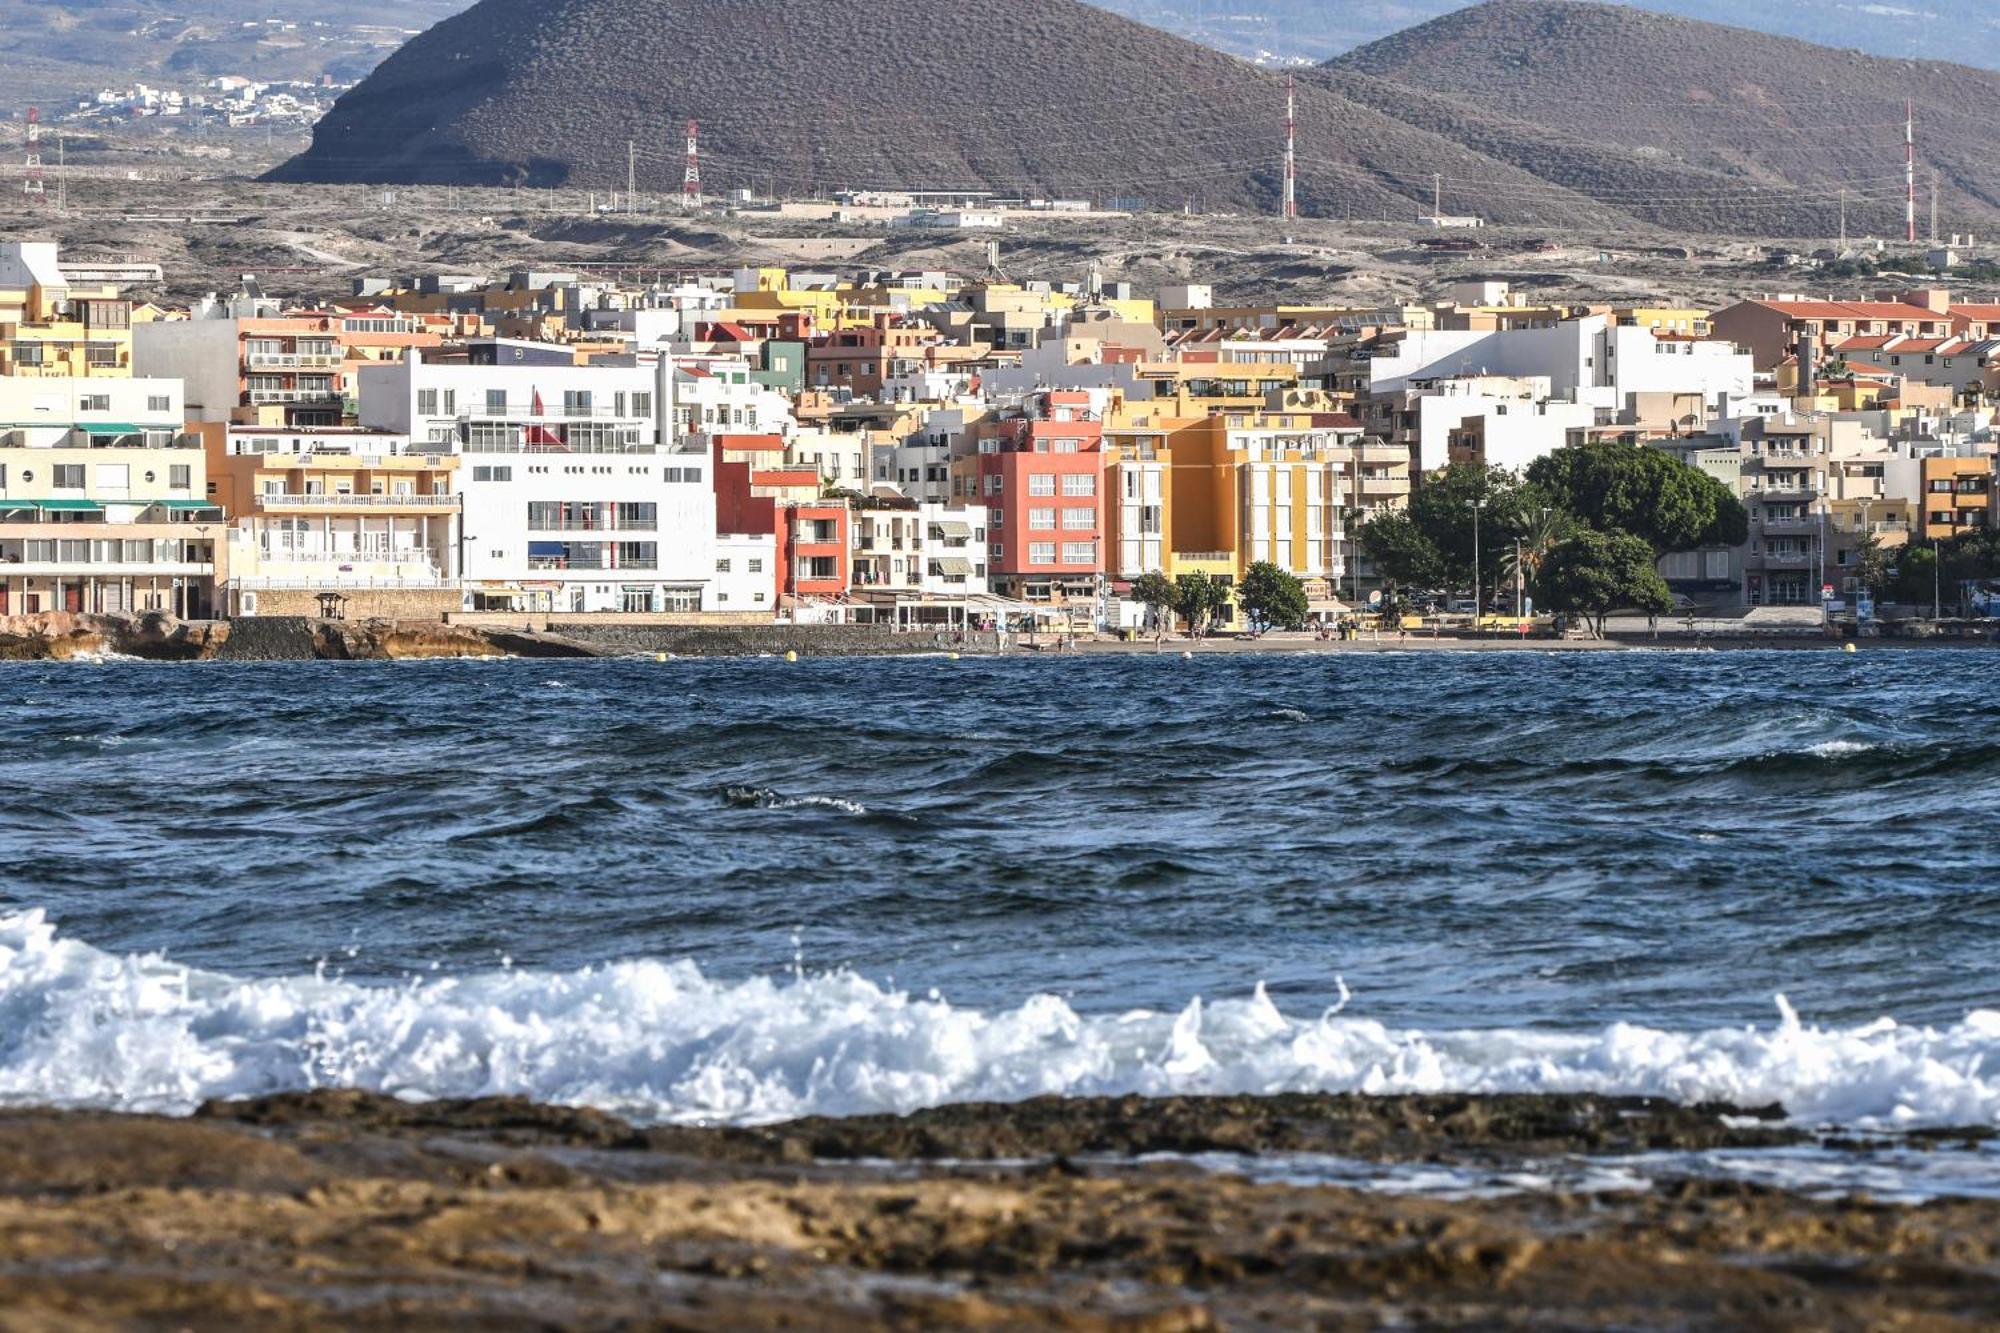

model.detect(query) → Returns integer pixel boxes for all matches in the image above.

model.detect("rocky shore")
[0,1091,1993,1330]
[0,612,606,662]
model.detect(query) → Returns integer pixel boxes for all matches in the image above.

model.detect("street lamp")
[1471,499,1486,636]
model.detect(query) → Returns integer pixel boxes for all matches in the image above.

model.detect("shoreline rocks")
[0,1090,1994,1330]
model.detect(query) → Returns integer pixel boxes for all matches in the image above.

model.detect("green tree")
[1172,572,1230,638]
[1850,534,1891,598]
[1407,462,1545,598]
[1528,442,1747,554]
[1357,509,1445,591]
[1129,571,1176,635]
[1537,529,1673,637]
[1892,544,1939,610]
[1237,561,1309,632]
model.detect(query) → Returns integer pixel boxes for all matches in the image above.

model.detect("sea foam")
[1,909,1996,1128]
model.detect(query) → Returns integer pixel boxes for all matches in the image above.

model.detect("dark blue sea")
[2,650,1997,1146]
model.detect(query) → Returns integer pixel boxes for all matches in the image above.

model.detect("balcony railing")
[526,519,657,532]
[246,353,342,369]
[248,389,341,405]
[256,493,460,509]
[526,558,659,572]
[447,405,642,422]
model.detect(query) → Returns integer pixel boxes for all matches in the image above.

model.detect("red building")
[965,392,1106,602]
[711,434,850,613]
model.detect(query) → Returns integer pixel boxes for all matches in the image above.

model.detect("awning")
[77,423,144,437]
[931,556,975,576]
[2,499,104,512]
[929,521,974,540]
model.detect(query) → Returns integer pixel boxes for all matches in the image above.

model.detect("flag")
[532,387,544,415]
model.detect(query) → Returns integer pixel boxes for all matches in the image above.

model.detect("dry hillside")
[1328,0,2000,235]
[267,0,1634,226]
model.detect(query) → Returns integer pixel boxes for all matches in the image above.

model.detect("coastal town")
[2,236,1997,645]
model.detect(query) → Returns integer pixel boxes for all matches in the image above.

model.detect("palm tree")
[1500,509,1563,610]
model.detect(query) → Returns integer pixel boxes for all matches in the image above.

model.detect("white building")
[711,531,776,615]
[357,353,720,613]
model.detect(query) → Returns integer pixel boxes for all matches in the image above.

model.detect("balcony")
[248,388,342,406]
[1760,550,1815,568]
[246,353,342,369]
[1758,517,1818,534]
[451,405,642,422]
[256,493,460,511]
[527,558,659,572]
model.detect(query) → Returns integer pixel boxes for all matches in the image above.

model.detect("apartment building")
[136,306,445,425]
[711,435,851,616]
[957,394,1106,604]
[358,354,717,613]
[0,377,218,616]
[0,242,142,379]
[1919,455,1994,541]
[199,424,460,618]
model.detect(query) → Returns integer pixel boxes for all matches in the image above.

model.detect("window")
[1061,507,1094,530]
[1029,507,1056,529]
[989,507,1003,529]
[53,464,84,489]
[716,559,732,573]
[748,559,763,574]
[147,395,171,413]
[471,465,513,482]
[984,475,1002,495]
[79,394,111,412]
[485,389,507,414]
[417,389,439,416]
[563,389,593,418]
[1061,473,1096,496]
[1028,474,1056,496]
[632,391,653,416]
[1029,541,1056,564]
[1061,541,1096,564]
[169,465,190,490]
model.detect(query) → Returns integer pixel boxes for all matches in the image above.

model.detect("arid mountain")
[1321,0,2000,236]
[1095,0,2000,68]
[268,0,1630,226]
[270,0,2000,238]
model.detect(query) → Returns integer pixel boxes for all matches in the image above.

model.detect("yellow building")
[0,375,220,616]
[1109,413,1393,622]
[0,242,148,379]
[200,423,461,618]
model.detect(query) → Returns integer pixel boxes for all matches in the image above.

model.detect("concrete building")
[957,393,1106,607]
[357,354,717,613]
[200,424,460,618]
[0,376,218,615]
[0,242,144,379]
[136,306,445,425]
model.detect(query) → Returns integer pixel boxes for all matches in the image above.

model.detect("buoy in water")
[1843,642,1857,654]
[785,650,799,663]
[1181,651,1194,660]
[655,653,669,663]
[948,652,961,661]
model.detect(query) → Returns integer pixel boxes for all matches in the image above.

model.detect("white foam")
[1,909,1998,1128]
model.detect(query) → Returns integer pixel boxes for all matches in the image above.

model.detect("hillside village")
[1,235,1996,645]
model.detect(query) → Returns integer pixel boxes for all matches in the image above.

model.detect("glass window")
[1029,507,1056,529]
[1028,474,1056,496]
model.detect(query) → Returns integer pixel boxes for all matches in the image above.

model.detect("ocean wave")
[2,910,1997,1129]
[722,785,867,815]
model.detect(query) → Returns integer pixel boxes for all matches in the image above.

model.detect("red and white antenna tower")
[1905,99,1916,244]
[23,107,44,199]
[1282,73,1297,222]
[682,119,703,209]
